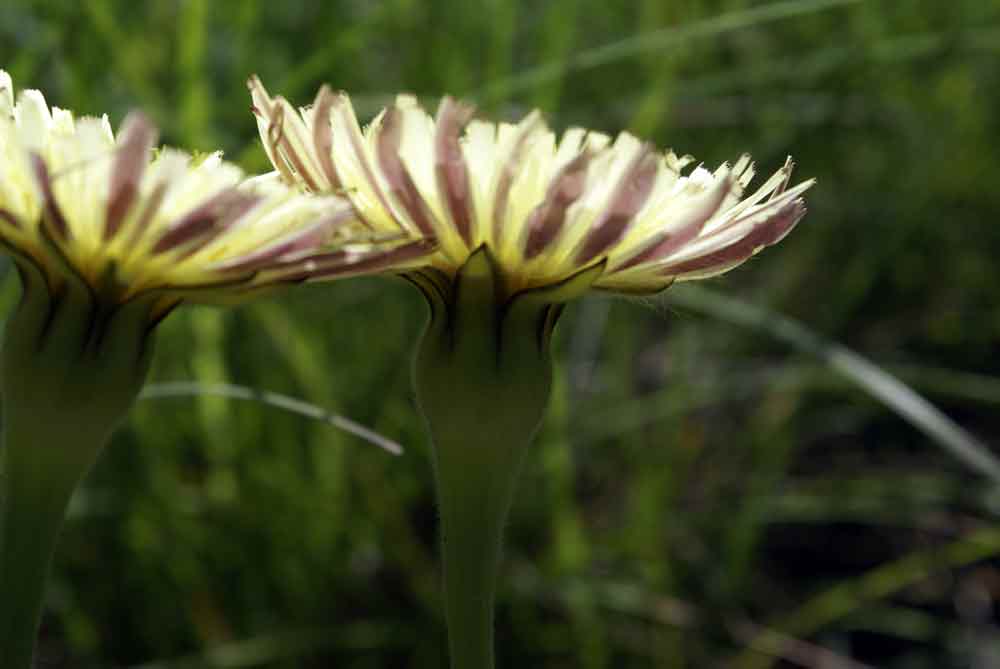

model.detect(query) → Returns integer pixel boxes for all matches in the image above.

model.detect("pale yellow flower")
[250,76,813,299]
[0,71,427,318]
[249,77,817,669]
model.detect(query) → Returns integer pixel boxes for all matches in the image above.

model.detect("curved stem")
[411,249,564,669]
[0,418,103,669]
[433,430,529,669]
[0,264,154,667]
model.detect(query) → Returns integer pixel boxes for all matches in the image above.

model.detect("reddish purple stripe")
[0,208,21,229]
[575,143,659,265]
[311,86,341,190]
[123,180,168,249]
[214,210,353,272]
[105,112,157,241]
[683,183,802,246]
[492,114,542,245]
[263,103,296,185]
[31,154,69,239]
[153,189,260,254]
[272,101,322,193]
[376,106,435,236]
[658,199,806,277]
[336,98,396,217]
[613,173,733,272]
[772,158,793,197]
[434,97,475,245]
[281,238,435,281]
[523,150,593,259]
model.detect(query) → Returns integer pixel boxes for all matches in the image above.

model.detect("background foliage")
[2,0,999,666]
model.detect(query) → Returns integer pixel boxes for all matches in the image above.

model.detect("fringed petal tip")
[248,77,816,299]
[661,195,809,283]
[2,71,414,308]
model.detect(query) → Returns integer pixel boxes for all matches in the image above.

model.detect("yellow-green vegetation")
[1,0,998,667]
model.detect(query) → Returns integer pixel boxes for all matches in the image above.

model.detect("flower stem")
[0,265,156,667]
[411,251,567,668]
[0,416,104,669]
[432,426,531,669]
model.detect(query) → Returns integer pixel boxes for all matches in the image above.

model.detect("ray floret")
[1,71,431,316]
[250,75,813,299]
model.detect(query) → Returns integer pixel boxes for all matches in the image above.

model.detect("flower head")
[0,70,427,319]
[250,76,813,301]
[250,77,815,669]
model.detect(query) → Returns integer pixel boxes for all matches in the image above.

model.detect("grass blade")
[665,285,1000,486]
[140,381,403,456]
[477,0,863,102]
[734,526,1000,669]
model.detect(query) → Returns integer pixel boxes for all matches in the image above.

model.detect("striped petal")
[249,76,814,299]
[0,71,429,308]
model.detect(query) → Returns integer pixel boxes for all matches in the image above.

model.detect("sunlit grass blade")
[573,360,1000,448]
[140,382,403,455]
[733,526,1000,669]
[660,26,1000,103]
[665,285,1000,486]
[476,0,863,103]
[771,472,996,526]
[508,562,875,669]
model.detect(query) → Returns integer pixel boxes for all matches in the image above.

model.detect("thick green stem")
[0,263,155,667]
[0,419,104,669]
[411,249,588,669]
[432,425,532,669]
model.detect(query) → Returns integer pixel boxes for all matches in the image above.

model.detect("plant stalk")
[0,415,105,669]
[432,426,532,669]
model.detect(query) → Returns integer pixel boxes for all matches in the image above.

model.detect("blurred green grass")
[2,0,1000,666]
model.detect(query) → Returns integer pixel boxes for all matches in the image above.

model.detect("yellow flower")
[0,73,442,669]
[0,71,428,318]
[250,76,813,299]
[249,76,817,669]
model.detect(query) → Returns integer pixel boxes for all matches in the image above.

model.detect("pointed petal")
[249,76,327,191]
[575,142,659,265]
[31,153,69,240]
[105,112,157,240]
[329,93,400,224]
[660,198,807,280]
[152,189,260,254]
[311,84,341,190]
[283,238,435,281]
[211,208,354,272]
[376,104,436,237]
[523,149,593,259]
[491,111,544,245]
[435,96,476,245]
[612,170,734,272]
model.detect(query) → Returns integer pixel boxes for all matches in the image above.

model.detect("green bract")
[0,263,156,668]
[0,71,403,669]
[252,76,815,669]
[411,248,603,669]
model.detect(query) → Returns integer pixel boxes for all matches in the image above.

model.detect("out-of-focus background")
[2,0,999,667]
